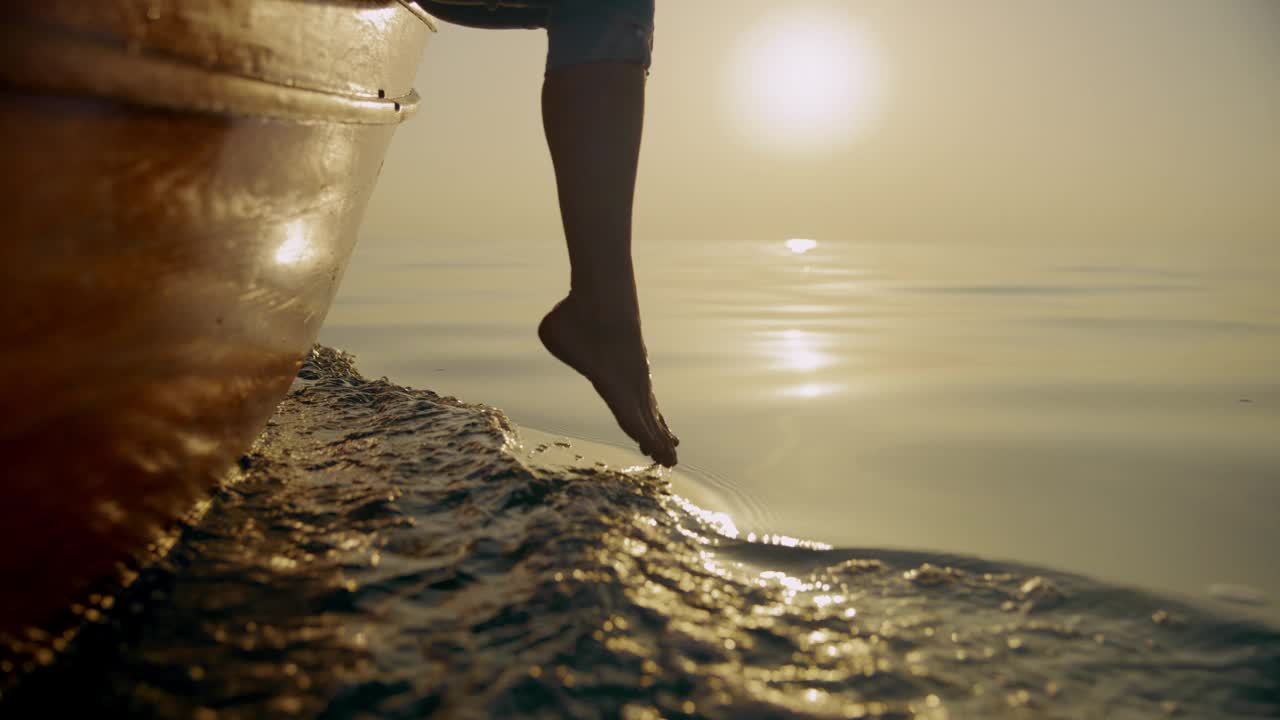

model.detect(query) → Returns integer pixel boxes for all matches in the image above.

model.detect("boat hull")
[0,1,433,644]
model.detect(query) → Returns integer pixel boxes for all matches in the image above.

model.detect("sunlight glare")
[727,6,883,151]
[785,238,819,254]
[274,219,312,266]
[781,382,842,399]
[777,328,829,373]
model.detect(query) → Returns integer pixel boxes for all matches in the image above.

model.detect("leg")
[536,2,678,467]
[414,1,548,29]
[419,0,677,465]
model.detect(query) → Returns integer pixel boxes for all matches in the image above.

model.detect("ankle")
[561,293,642,334]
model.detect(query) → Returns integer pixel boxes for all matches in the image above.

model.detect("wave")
[3,346,1277,718]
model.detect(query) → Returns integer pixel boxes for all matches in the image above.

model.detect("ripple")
[3,347,1277,718]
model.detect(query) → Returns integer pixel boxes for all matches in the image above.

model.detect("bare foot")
[538,296,679,467]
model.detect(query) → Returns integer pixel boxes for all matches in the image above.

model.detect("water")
[320,234,1280,628]
[4,347,1277,718]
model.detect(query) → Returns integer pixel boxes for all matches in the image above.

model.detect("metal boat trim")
[0,25,422,125]
[397,0,441,32]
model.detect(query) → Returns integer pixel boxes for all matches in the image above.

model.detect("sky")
[362,0,1280,253]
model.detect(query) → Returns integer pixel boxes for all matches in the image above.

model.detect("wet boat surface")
[0,0,435,650]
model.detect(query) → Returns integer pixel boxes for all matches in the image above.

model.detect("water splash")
[3,347,1277,718]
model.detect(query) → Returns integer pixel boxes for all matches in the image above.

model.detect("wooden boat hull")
[0,1,434,644]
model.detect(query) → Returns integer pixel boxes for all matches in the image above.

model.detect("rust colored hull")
[0,1,434,642]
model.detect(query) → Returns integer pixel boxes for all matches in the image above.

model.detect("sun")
[726,8,883,152]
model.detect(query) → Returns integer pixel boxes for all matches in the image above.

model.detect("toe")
[658,413,679,447]
[647,422,677,467]
[656,443,677,467]
[640,425,662,464]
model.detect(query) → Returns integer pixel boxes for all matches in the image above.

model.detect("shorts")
[413,1,655,72]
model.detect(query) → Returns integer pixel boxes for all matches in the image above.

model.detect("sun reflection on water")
[780,382,844,399]
[754,238,848,399]
[785,238,819,255]
[772,328,830,373]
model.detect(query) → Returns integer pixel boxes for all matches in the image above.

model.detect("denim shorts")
[414,1,655,72]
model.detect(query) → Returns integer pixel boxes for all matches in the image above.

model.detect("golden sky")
[362,0,1280,252]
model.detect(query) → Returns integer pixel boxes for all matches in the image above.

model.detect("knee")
[545,0,655,72]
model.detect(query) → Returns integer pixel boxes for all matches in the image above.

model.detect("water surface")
[4,347,1276,718]
[321,234,1280,627]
